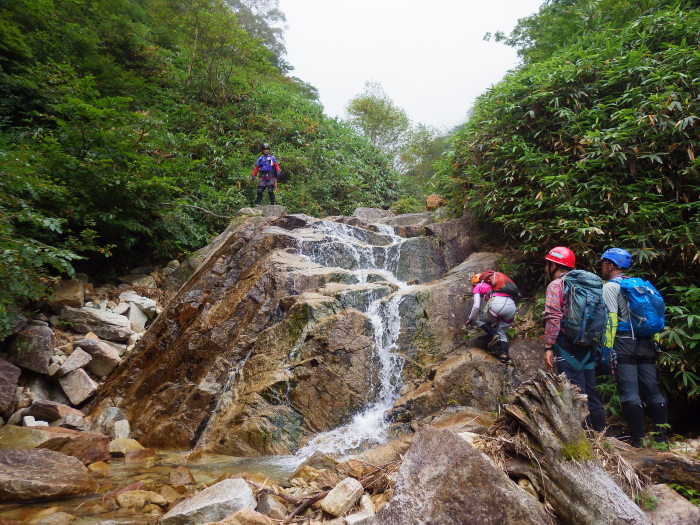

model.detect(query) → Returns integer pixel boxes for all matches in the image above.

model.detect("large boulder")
[47,279,85,313]
[643,483,700,525]
[25,400,84,423]
[160,478,256,525]
[0,449,93,502]
[72,338,120,377]
[58,369,98,405]
[0,360,21,417]
[0,425,109,464]
[118,291,159,318]
[7,322,54,374]
[374,426,554,525]
[352,207,394,221]
[60,307,133,342]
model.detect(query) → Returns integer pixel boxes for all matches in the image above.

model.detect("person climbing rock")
[599,247,668,447]
[251,143,281,205]
[466,271,518,363]
[543,246,606,432]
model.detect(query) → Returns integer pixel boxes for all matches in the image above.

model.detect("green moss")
[636,490,658,511]
[561,438,594,461]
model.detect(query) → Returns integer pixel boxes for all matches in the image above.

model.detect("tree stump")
[496,371,651,525]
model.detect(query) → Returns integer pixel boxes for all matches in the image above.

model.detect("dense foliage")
[0,0,400,337]
[439,0,700,397]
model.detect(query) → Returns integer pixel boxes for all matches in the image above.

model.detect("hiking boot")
[497,341,510,364]
[621,402,645,447]
[587,408,606,433]
[649,402,669,443]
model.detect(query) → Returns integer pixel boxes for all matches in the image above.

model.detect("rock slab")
[73,337,121,377]
[160,478,256,525]
[0,448,93,502]
[60,307,133,342]
[321,477,364,517]
[643,483,700,525]
[7,323,54,374]
[0,360,21,417]
[374,426,554,525]
[58,369,98,405]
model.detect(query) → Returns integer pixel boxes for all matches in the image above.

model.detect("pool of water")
[0,451,299,524]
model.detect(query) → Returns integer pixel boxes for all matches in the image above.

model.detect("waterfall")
[291,220,410,456]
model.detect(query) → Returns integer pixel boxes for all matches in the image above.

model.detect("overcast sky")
[277,0,544,131]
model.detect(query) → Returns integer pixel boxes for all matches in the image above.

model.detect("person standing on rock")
[599,247,668,447]
[543,246,606,432]
[466,271,518,363]
[251,143,281,205]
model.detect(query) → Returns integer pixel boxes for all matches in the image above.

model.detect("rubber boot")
[621,402,645,447]
[269,191,275,205]
[497,340,510,363]
[586,408,606,433]
[255,188,263,205]
[649,402,669,443]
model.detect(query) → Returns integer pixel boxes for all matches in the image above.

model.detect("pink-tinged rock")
[644,483,700,525]
[25,400,84,423]
[58,369,98,405]
[72,338,120,377]
[7,323,54,374]
[0,448,93,502]
[48,279,85,314]
[0,360,21,417]
[57,348,92,377]
[0,425,109,465]
[60,307,133,342]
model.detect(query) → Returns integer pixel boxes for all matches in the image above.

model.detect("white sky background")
[277,0,545,131]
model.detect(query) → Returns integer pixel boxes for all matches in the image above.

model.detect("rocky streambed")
[1,205,699,525]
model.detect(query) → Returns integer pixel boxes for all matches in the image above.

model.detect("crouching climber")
[466,270,520,363]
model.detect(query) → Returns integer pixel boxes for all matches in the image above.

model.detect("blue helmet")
[600,248,632,268]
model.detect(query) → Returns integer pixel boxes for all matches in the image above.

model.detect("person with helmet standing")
[543,246,606,431]
[466,272,517,363]
[599,248,668,447]
[251,143,281,205]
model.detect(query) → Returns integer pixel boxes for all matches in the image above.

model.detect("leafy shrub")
[439,1,700,398]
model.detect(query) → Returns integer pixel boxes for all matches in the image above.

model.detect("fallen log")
[495,371,651,525]
[612,440,700,491]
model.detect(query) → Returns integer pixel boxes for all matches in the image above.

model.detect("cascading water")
[291,219,410,457]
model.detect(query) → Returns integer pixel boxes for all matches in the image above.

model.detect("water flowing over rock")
[88,210,515,456]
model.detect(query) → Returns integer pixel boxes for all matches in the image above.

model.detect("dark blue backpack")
[561,270,607,347]
[613,276,665,337]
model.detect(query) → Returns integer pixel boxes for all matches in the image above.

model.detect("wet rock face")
[89,211,494,455]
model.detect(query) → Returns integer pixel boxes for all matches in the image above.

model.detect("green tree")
[345,81,411,169]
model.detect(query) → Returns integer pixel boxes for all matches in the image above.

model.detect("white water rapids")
[291,219,411,457]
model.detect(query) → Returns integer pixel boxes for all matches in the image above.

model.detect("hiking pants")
[615,337,666,405]
[554,336,606,431]
[256,185,275,205]
[476,295,516,342]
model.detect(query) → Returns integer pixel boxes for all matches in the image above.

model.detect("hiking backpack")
[561,270,607,346]
[612,276,665,337]
[480,270,522,302]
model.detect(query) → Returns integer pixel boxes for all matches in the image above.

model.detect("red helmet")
[544,246,575,268]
